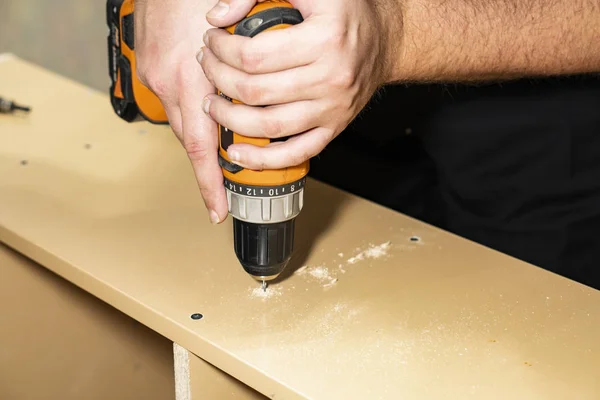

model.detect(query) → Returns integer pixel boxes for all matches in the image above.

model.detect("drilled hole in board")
[410,236,420,243]
[190,313,203,320]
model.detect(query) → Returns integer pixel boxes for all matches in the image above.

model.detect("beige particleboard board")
[174,344,267,400]
[0,243,175,400]
[2,56,600,399]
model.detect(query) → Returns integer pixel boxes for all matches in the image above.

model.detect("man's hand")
[135,0,265,223]
[198,0,394,171]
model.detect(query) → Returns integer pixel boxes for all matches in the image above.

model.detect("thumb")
[206,0,267,28]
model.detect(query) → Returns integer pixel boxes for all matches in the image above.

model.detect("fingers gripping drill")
[107,0,309,289]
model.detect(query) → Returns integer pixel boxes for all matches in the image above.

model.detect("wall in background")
[0,0,108,90]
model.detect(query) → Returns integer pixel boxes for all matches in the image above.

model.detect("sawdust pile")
[249,241,393,297]
[308,266,330,280]
[249,285,283,300]
[347,241,392,264]
[295,265,338,288]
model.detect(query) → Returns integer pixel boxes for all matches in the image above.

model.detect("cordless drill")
[107,0,309,288]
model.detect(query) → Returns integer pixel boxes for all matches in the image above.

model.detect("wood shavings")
[295,265,338,288]
[347,241,392,264]
[323,278,338,289]
[346,255,363,265]
[294,266,308,275]
[308,266,330,280]
[333,303,347,313]
[249,285,283,300]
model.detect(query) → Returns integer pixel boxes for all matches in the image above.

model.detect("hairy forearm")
[382,0,600,83]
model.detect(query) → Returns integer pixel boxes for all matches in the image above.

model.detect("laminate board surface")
[2,56,599,399]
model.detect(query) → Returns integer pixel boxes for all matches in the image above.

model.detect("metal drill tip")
[14,104,31,113]
[261,280,267,292]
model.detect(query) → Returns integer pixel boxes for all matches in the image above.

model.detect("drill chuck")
[233,219,295,280]
[226,178,306,280]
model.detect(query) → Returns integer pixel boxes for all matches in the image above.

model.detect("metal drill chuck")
[233,218,296,281]
[225,178,306,281]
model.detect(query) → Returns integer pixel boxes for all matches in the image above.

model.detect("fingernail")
[207,1,229,18]
[196,49,204,64]
[209,210,220,225]
[203,32,209,46]
[228,150,240,162]
[202,97,211,114]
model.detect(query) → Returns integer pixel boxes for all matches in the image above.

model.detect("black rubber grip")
[218,154,243,174]
[234,7,303,37]
[122,13,135,50]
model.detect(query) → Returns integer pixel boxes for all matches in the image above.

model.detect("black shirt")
[310,75,600,290]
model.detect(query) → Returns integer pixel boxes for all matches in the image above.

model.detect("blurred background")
[0,0,108,91]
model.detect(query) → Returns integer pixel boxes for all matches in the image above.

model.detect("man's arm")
[199,0,600,173]
[384,0,600,82]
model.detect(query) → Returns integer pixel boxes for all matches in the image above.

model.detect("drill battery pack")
[106,0,168,124]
